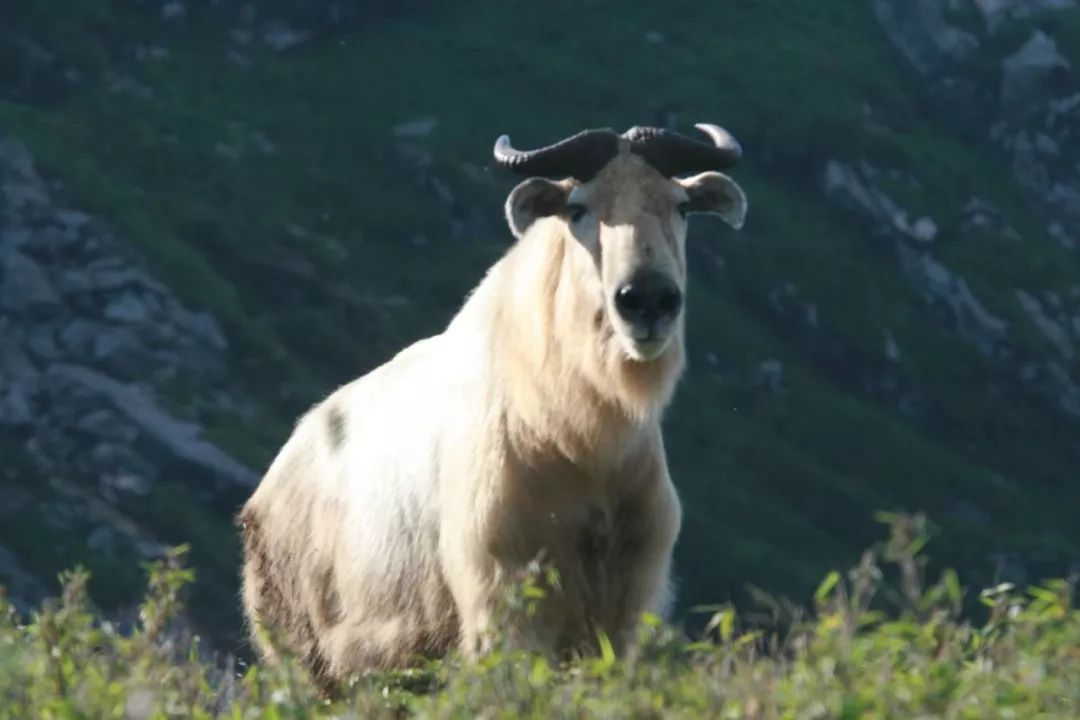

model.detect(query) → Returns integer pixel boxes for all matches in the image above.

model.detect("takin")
[236,123,748,690]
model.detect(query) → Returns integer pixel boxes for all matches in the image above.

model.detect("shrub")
[0,514,1077,718]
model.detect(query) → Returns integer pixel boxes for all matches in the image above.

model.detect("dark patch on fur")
[577,506,610,562]
[239,506,338,696]
[617,534,641,562]
[316,566,344,626]
[327,406,347,451]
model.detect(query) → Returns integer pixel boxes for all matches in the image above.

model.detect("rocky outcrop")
[973,0,1077,32]
[0,130,255,609]
[1000,31,1071,116]
[866,0,1080,425]
[874,0,1080,249]
[822,160,1007,357]
[871,0,979,75]
[822,155,1080,420]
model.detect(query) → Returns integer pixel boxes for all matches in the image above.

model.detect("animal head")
[494,124,747,363]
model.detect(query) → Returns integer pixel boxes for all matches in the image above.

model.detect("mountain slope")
[1,0,1078,652]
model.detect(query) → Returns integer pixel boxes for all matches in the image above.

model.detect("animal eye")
[566,204,587,223]
[677,202,691,218]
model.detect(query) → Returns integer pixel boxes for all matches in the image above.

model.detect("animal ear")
[504,178,572,239]
[678,171,748,230]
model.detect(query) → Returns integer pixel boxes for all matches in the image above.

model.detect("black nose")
[614,271,683,324]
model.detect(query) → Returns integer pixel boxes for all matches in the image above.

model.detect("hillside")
[1,0,1079,657]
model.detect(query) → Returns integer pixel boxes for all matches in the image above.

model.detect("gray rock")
[25,326,60,360]
[910,216,938,244]
[0,178,48,210]
[825,158,920,243]
[0,324,38,380]
[0,227,31,252]
[40,501,76,533]
[89,442,156,482]
[214,142,241,160]
[392,117,439,139]
[0,326,39,427]
[168,306,228,351]
[103,292,152,324]
[262,21,312,51]
[1045,183,1080,230]
[58,319,103,356]
[1049,92,1080,120]
[973,0,1076,32]
[823,160,940,245]
[250,130,276,155]
[0,251,61,313]
[872,0,978,75]
[86,525,118,555]
[54,208,90,234]
[755,359,785,394]
[104,74,155,101]
[1001,31,1071,114]
[1046,362,1080,418]
[161,1,186,21]
[1035,133,1061,156]
[0,136,38,182]
[902,249,1008,355]
[0,383,33,427]
[76,409,138,444]
[227,49,252,67]
[823,160,1010,356]
[46,364,257,487]
[59,264,166,295]
[885,330,902,363]
[91,328,152,379]
[1012,132,1052,198]
[101,472,151,498]
[962,197,1023,242]
[1017,289,1074,360]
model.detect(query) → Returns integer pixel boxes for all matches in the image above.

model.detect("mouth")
[621,323,670,361]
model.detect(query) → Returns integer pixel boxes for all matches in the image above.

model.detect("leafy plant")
[0,514,1076,718]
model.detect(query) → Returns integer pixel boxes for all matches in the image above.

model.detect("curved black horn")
[623,123,742,177]
[493,128,620,181]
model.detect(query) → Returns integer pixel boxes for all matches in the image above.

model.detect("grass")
[2,0,1080,644]
[1,514,1077,718]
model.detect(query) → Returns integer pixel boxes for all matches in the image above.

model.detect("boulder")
[45,364,257,488]
[392,117,439,139]
[900,248,1009,356]
[1017,289,1074,360]
[0,250,61,314]
[1000,31,1071,115]
[262,21,312,51]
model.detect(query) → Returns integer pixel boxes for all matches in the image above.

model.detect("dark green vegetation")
[2,0,1079,655]
[1,516,1078,717]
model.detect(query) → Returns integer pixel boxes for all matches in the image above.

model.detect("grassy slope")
[2,0,1079,642]
[2,521,1079,717]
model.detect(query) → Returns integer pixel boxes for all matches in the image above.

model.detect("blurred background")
[1,0,1078,659]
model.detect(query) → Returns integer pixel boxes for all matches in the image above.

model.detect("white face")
[564,177,690,362]
[504,154,748,364]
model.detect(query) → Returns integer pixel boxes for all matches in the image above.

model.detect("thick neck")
[492,222,683,471]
